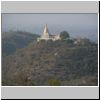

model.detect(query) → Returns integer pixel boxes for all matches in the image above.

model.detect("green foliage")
[60,31,70,40]
[2,38,98,86]
[47,39,53,43]
[39,39,46,42]
[2,31,39,57]
[66,39,74,44]
[11,71,36,86]
[47,79,60,86]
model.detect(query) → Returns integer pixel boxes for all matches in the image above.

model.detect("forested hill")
[2,40,98,86]
[2,31,39,57]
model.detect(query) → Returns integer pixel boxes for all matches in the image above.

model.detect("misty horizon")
[2,14,98,42]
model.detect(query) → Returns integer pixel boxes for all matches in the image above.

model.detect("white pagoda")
[37,24,60,41]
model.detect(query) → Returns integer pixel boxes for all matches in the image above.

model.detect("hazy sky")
[2,14,98,41]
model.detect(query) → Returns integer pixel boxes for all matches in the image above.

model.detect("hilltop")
[2,40,98,86]
[2,31,39,57]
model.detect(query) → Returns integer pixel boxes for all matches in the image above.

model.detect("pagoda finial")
[43,24,48,33]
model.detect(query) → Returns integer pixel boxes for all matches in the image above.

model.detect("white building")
[37,24,61,41]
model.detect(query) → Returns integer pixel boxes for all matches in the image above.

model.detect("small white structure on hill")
[37,24,61,41]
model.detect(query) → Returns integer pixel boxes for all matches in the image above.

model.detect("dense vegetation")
[60,31,70,40]
[2,39,98,86]
[2,31,39,57]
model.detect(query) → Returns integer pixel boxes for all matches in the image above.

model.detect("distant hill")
[2,31,39,57]
[2,40,98,86]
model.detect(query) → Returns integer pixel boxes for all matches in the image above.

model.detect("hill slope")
[2,40,98,86]
[2,31,39,57]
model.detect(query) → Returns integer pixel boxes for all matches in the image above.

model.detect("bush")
[47,79,60,86]
[40,39,46,42]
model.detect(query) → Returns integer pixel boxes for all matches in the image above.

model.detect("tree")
[60,31,70,40]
